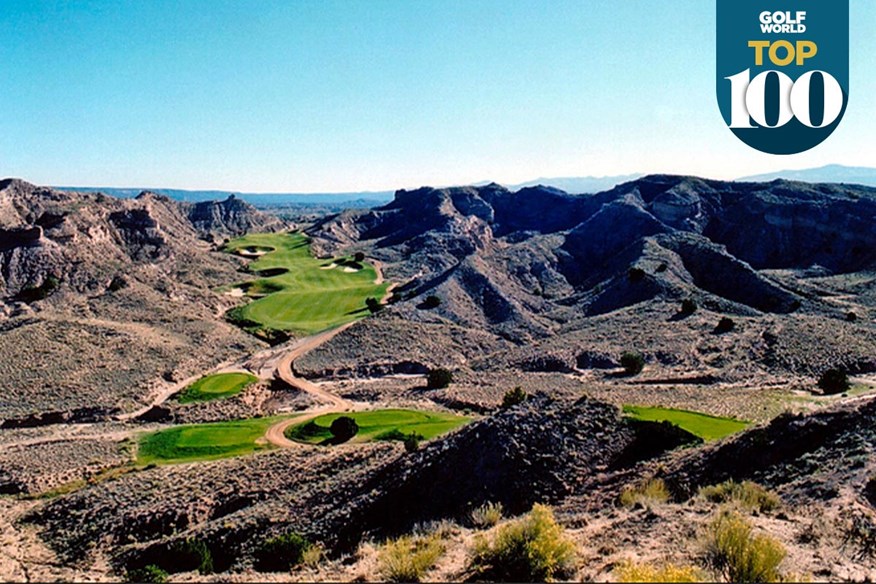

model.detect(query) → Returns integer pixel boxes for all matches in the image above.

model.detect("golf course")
[223,232,389,336]
[178,372,258,403]
[285,409,472,445]
[137,416,298,465]
[622,405,750,441]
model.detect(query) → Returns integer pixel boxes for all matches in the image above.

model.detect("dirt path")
[274,323,356,410]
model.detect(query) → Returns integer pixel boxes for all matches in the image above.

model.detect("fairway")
[138,416,294,465]
[178,372,258,403]
[623,405,750,441]
[286,409,472,445]
[223,232,388,336]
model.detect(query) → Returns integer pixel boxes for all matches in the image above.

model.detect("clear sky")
[1,0,874,192]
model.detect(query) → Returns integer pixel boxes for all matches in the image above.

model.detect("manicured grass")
[622,405,750,441]
[223,232,388,335]
[137,416,293,465]
[178,372,258,403]
[286,409,472,445]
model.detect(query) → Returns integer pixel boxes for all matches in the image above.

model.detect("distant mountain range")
[504,174,644,194]
[54,165,876,210]
[737,164,876,187]
[53,186,396,209]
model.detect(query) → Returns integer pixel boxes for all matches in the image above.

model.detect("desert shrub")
[404,433,421,453]
[125,564,168,583]
[699,480,781,513]
[842,510,876,559]
[714,317,736,334]
[628,267,646,282]
[254,531,311,572]
[619,478,670,509]
[354,251,365,262]
[468,504,576,582]
[329,416,359,442]
[165,537,213,575]
[681,298,698,315]
[426,368,453,389]
[302,543,323,569]
[378,533,446,582]
[108,275,129,292]
[620,352,645,376]
[470,501,504,528]
[614,560,703,583]
[501,386,528,408]
[17,275,60,302]
[366,297,382,313]
[421,294,441,309]
[703,510,786,583]
[818,368,850,395]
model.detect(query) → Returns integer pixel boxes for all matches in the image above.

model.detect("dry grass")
[703,509,786,583]
[470,501,504,528]
[468,504,576,582]
[377,532,446,582]
[699,480,781,513]
[614,559,704,583]
[620,478,670,509]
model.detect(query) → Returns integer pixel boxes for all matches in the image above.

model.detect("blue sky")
[1,1,874,192]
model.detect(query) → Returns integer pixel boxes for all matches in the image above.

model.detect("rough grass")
[699,480,782,513]
[285,409,471,445]
[178,372,258,403]
[137,416,294,465]
[223,232,388,335]
[619,478,670,509]
[623,405,750,441]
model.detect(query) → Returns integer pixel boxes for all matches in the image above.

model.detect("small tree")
[125,565,168,583]
[502,387,528,408]
[404,433,420,453]
[254,532,311,572]
[818,368,850,395]
[421,295,441,309]
[329,416,359,443]
[714,317,736,334]
[680,298,698,315]
[847,311,858,322]
[620,352,645,376]
[366,297,382,313]
[427,368,453,389]
[628,267,646,283]
[354,251,365,262]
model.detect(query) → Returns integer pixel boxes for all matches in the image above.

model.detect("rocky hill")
[0,179,284,420]
[300,175,876,384]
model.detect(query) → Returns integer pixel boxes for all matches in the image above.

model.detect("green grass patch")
[137,416,294,465]
[223,232,389,336]
[178,372,258,403]
[285,409,471,445]
[622,405,749,441]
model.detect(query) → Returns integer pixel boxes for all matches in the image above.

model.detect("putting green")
[137,416,294,465]
[285,409,472,445]
[178,372,258,403]
[622,405,750,441]
[223,232,388,336]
